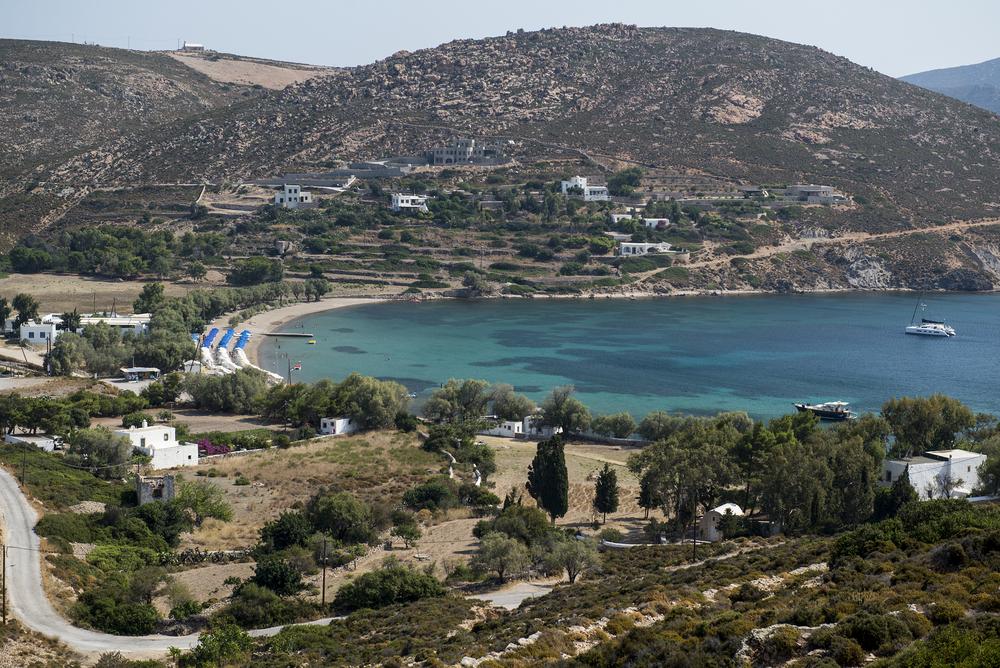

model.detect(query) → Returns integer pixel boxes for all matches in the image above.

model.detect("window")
[164,433,169,441]
[885,470,892,482]
[141,437,146,448]
[28,332,35,338]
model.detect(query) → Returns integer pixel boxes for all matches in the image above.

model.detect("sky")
[5,0,999,78]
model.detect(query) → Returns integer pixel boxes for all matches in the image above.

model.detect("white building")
[274,184,313,209]
[619,242,673,256]
[5,434,56,453]
[320,416,359,436]
[644,218,670,229]
[699,503,744,542]
[114,422,198,471]
[561,176,610,201]
[390,193,429,212]
[880,449,987,499]
[79,313,151,335]
[483,420,525,438]
[785,184,847,205]
[18,320,59,344]
[523,416,562,438]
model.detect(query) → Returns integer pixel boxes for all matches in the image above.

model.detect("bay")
[258,292,1000,421]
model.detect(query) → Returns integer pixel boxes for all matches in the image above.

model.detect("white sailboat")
[905,278,955,337]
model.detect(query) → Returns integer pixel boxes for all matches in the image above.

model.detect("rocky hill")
[4,28,1000,223]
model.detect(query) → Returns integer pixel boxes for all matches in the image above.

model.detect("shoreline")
[204,285,979,371]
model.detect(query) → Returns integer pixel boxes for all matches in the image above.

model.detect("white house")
[619,242,673,256]
[5,434,56,453]
[699,503,744,542]
[643,218,670,229]
[274,184,313,209]
[320,416,359,436]
[483,420,525,438]
[880,449,987,499]
[390,193,429,212]
[19,320,59,344]
[561,176,610,202]
[523,416,562,438]
[114,422,198,471]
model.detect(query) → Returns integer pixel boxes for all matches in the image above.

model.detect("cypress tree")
[593,463,620,524]
[526,435,569,526]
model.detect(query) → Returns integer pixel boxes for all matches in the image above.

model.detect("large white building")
[880,449,987,499]
[561,176,610,202]
[79,313,151,335]
[390,193,429,212]
[619,242,673,256]
[274,184,313,209]
[18,320,59,344]
[114,422,198,471]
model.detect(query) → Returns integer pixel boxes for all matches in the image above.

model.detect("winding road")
[0,466,347,654]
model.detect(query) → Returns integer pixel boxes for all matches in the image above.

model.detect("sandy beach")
[206,297,380,370]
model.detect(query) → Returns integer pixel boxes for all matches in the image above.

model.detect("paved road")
[0,466,345,653]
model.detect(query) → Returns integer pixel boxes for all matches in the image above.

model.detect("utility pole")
[2,545,6,625]
[321,537,328,609]
[21,442,27,485]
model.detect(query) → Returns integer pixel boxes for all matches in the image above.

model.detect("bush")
[929,600,966,625]
[600,528,623,542]
[247,555,305,596]
[170,599,203,620]
[836,611,911,651]
[333,566,446,613]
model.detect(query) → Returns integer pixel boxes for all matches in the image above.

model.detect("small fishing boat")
[793,401,856,421]
[308,340,316,344]
[410,298,421,303]
[293,364,301,371]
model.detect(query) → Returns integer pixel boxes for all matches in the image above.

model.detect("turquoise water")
[258,292,1000,420]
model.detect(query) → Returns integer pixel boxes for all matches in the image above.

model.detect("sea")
[257,291,1000,421]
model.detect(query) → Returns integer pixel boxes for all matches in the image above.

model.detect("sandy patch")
[169,52,339,90]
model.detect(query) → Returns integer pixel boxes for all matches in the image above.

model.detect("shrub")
[170,599,203,620]
[333,566,445,613]
[600,528,623,542]
[604,613,635,635]
[836,611,911,651]
[247,555,305,596]
[929,600,966,625]
[832,638,865,666]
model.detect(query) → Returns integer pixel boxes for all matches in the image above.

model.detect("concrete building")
[5,434,56,453]
[880,449,987,499]
[136,474,176,505]
[643,218,670,229]
[429,138,507,166]
[114,421,198,471]
[274,184,313,209]
[619,242,673,256]
[391,193,429,212]
[483,420,525,438]
[320,416,359,436]
[785,184,847,205]
[182,42,205,51]
[18,320,59,344]
[561,176,610,202]
[699,503,744,542]
[523,416,562,438]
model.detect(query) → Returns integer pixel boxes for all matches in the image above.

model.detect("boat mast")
[910,275,927,325]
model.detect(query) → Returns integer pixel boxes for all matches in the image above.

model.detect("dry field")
[148,431,646,607]
[0,273,207,315]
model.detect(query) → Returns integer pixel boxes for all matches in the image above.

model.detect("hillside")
[900,56,1000,115]
[6,26,999,225]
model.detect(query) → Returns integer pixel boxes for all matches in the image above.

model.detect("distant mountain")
[900,57,1000,114]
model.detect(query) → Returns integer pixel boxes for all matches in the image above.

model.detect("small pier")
[267,332,315,338]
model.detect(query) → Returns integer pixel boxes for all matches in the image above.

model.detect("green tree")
[192,624,253,666]
[422,378,491,423]
[248,554,304,596]
[471,533,530,583]
[0,298,11,330]
[259,512,314,552]
[59,310,83,333]
[332,566,445,612]
[874,465,919,520]
[176,480,234,526]
[636,471,663,519]
[489,383,536,422]
[46,334,86,376]
[132,282,165,314]
[526,435,569,525]
[391,523,422,548]
[881,394,975,457]
[65,427,133,479]
[538,385,591,435]
[12,293,40,328]
[309,491,372,542]
[186,261,208,282]
[546,537,602,584]
[306,277,331,301]
[593,463,620,523]
[592,412,637,439]
[607,167,643,196]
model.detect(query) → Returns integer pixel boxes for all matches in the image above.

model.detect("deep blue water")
[258,292,1000,421]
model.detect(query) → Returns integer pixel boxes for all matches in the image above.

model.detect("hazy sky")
[5,0,998,78]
